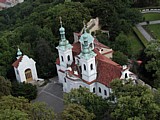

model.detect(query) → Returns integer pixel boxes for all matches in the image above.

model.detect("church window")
[84,64,86,71]
[104,90,107,95]
[64,78,66,83]
[61,56,64,62]
[67,55,70,61]
[125,73,128,78]
[90,64,93,70]
[99,87,101,93]
[93,87,95,93]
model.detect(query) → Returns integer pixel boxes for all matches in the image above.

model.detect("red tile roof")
[0,0,6,3]
[55,58,60,65]
[94,39,110,49]
[12,56,23,68]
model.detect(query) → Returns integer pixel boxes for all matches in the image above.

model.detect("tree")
[62,104,95,120]
[11,82,37,101]
[112,51,128,65]
[47,2,91,42]
[0,76,11,97]
[64,87,109,119]
[114,32,132,56]
[0,95,55,120]
[110,79,160,120]
[144,39,160,87]
[34,38,57,78]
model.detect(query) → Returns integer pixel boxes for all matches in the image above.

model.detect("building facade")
[56,22,136,98]
[12,48,38,83]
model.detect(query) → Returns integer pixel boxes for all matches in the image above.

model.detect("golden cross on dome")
[83,20,87,33]
[59,16,62,27]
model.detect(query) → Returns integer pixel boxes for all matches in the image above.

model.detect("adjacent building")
[12,48,38,83]
[0,0,24,10]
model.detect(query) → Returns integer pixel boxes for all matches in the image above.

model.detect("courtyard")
[33,76,64,114]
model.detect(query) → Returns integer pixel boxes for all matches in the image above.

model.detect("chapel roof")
[12,56,23,68]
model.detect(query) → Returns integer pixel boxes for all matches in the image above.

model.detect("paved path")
[135,20,160,42]
[33,77,64,114]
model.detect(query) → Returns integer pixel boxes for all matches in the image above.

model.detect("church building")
[12,48,38,83]
[56,20,136,98]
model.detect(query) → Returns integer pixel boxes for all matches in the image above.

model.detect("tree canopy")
[62,103,95,120]
[0,95,55,120]
[110,79,160,120]
[64,87,109,120]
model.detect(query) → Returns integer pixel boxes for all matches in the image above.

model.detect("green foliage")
[0,109,28,120]
[133,27,148,47]
[110,79,160,120]
[11,82,37,101]
[143,13,160,21]
[0,76,11,97]
[62,103,95,120]
[145,39,160,87]
[112,51,128,65]
[29,102,55,120]
[64,87,109,119]
[0,95,54,120]
[114,32,132,56]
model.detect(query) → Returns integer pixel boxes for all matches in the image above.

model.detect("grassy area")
[145,24,160,40]
[133,27,148,47]
[143,13,160,21]
[127,31,144,58]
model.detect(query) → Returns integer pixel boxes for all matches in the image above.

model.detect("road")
[33,76,64,114]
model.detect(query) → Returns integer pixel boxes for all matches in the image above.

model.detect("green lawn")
[127,31,144,58]
[143,13,160,21]
[145,24,160,40]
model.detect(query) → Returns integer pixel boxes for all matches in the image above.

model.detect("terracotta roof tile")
[12,56,23,68]
[0,0,6,3]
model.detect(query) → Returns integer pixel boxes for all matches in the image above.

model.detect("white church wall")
[80,57,97,82]
[14,67,21,82]
[96,82,110,98]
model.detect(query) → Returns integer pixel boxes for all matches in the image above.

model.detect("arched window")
[90,64,93,70]
[125,73,128,78]
[67,55,70,61]
[104,90,107,95]
[79,85,82,88]
[99,87,101,93]
[61,56,64,62]
[64,78,66,83]
[84,64,86,71]
[93,87,95,93]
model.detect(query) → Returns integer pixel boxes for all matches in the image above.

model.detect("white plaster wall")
[14,67,21,82]
[96,82,110,98]
[58,48,73,71]
[80,57,97,82]
[17,55,38,82]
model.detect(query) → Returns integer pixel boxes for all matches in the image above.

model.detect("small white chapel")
[12,48,38,83]
[56,20,137,98]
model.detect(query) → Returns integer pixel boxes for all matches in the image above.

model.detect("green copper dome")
[79,32,94,45]
[56,21,73,51]
[17,48,22,56]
